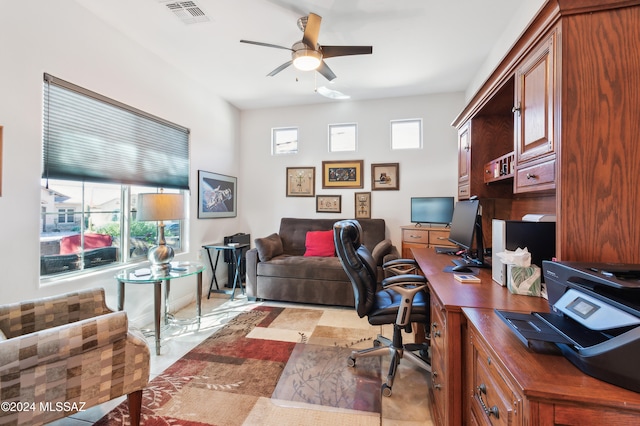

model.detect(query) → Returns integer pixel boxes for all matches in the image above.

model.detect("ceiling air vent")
[161,1,210,25]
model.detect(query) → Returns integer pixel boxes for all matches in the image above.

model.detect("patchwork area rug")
[96,305,382,426]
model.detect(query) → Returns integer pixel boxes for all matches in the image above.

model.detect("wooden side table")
[202,243,249,300]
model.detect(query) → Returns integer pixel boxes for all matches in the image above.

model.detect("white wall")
[465,0,546,101]
[239,93,464,249]
[0,0,241,327]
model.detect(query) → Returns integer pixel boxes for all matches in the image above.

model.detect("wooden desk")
[412,248,548,426]
[413,247,640,425]
[464,307,640,425]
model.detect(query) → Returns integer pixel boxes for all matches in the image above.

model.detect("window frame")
[40,180,186,281]
[390,118,423,150]
[271,127,299,155]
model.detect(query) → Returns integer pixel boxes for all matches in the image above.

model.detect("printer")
[496,260,640,392]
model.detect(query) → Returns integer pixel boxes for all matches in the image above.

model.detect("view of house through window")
[40,179,183,277]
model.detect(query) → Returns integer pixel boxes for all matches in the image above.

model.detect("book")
[454,273,480,283]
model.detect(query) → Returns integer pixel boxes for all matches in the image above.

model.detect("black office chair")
[333,220,431,396]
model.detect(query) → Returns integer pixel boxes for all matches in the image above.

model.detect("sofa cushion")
[257,255,347,281]
[255,233,284,262]
[372,239,392,265]
[304,230,335,257]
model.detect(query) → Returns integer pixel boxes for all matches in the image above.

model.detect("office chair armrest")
[383,258,419,275]
[381,274,426,288]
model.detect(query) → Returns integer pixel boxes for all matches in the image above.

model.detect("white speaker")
[492,219,507,285]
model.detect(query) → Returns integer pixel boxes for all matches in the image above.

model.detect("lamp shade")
[137,193,184,221]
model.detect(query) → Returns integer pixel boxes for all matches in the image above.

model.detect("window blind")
[42,73,190,190]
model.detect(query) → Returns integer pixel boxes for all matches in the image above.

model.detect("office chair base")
[347,334,432,397]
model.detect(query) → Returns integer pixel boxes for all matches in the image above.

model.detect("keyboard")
[452,258,485,268]
[435,246,457,254]
[452,258,471,267]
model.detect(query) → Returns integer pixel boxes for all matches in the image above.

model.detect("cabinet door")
[514,33,555,163]
[458,122,471,199]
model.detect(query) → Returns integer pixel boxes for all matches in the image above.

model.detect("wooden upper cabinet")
[457,122,471,199]
[514,32,555,163]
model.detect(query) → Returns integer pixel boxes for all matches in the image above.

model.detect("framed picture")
[328,123,357,152]
[322,160,364,189]
[355,192,371,219]
[371,163,400,190]
[286,167,315,197]
[198,170,237,218]
[316,195,342,213]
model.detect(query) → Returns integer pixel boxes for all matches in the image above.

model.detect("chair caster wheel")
[347,357,356,367]
[381,383,392,397]
[373,339,382,347]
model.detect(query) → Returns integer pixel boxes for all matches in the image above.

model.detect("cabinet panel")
[458,122,471,185]
[515,32,555,163]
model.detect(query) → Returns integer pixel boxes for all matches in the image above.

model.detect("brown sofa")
[246,218,398,306]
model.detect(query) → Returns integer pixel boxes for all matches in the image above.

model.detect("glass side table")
[115,261,205,355]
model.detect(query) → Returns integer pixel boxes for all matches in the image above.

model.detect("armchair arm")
[0,288,111,338]
[245,248,259,299]
[0,311,128,375]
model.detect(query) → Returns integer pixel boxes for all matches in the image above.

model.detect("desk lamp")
[137,190,184,275]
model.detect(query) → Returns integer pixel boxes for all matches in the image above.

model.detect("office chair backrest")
[334,220,378,318]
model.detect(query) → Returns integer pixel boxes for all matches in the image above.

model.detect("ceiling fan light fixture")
[292,49,322,71]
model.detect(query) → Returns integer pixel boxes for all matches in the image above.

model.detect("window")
[391,118,423,150]
[41,74,189,278]
[272,127,298,155]
[58,208,75,224]
[328,123,357,152]
[41,180,184,277]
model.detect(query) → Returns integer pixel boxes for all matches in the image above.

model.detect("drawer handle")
[431,322,441,337]
[409,234,421,239]
[526,173,537,180]
[477,384,500,419]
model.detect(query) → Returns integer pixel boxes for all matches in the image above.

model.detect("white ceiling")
[76,0,530,110]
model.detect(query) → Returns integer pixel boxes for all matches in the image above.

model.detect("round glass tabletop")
[115,261,205,283]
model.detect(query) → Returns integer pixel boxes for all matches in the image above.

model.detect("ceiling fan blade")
[321,45,373,58]
[268,61,293,77]
[302,13,322,48]
[316,61,336,81]
[240,40,292,51]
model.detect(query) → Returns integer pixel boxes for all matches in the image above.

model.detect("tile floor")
[47,291,433,425]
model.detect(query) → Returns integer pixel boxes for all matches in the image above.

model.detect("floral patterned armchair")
[0,288,150,426]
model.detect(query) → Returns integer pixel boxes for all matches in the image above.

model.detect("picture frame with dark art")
[322,160,363,189]
[198,170,237,218]
[286,167,315,197]
[355,192,371,219]
[316,195,342,213]
[371,163,399,190]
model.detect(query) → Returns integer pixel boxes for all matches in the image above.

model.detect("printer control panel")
[554,288,640,331]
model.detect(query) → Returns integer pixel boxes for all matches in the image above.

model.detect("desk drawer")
[429,230,454,246]
[469,327,522,426]
[403,228,429,244]
[431,296,447,356]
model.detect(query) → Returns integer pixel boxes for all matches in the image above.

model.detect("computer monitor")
[448,199,486,266]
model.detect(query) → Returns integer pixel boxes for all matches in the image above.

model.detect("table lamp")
[137,191,184,275]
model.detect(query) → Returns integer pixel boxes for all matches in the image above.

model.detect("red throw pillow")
[304,230,335,257]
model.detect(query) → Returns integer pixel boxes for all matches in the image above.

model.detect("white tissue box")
[507,265,541,296]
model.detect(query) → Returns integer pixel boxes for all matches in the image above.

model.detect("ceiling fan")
[240,12,373,81]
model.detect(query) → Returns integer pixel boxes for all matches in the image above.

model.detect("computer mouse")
[452,265,473,273]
